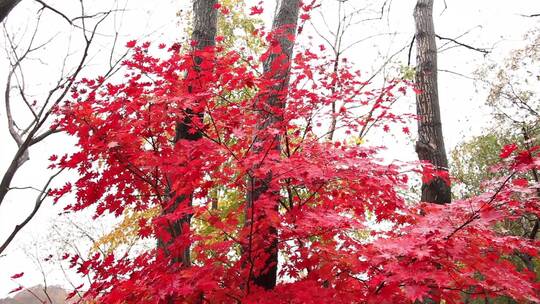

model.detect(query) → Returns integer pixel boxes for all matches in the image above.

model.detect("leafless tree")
[0,0,127,256]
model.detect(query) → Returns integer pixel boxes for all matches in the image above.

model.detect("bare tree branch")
[0,169,64,255]
[34,0,73,25]
[407,35,415,66]
[520,13,540,18]
[435,34,491,54]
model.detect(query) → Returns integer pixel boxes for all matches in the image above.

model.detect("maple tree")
[45,1,540,303]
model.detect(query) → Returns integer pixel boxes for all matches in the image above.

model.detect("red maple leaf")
[500,143,518,159]
[250,6,264,15]
[10,272,24,279]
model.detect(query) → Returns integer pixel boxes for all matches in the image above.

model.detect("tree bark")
[159,0,217,268]
[0,0,21,23]
[244,0,300,291]
[414,0,451,204]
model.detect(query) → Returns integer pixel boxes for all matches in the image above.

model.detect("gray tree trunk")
[0,0,21,23]
[160,0,217,269]
[245,0,300,291]
[414,0,451,204]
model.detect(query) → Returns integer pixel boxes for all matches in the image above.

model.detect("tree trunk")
[244,0,300,291]
[0,0,21,23]
[413,0,451,204]
[159,0,217,268]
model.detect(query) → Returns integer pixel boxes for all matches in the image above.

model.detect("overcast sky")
[1,0,539,297]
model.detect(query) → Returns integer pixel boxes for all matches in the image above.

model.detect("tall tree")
[160,0,218,267]
[413,0,451,204]
[244,0,300,291]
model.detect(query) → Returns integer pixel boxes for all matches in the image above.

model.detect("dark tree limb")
[34,0,72,24]
[407,35,415,66]
[520,13,540,18]
[435,34,491,54]
[0,0,21,23]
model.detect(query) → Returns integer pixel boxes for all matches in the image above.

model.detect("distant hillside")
[0,285,78,304]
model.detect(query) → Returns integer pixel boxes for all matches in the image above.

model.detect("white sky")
[1,0,539,297]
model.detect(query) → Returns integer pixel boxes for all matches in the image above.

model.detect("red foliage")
[500,143,518,159]
[8,286,23,294]
[9,272,24,279]
[51,24,540,303]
